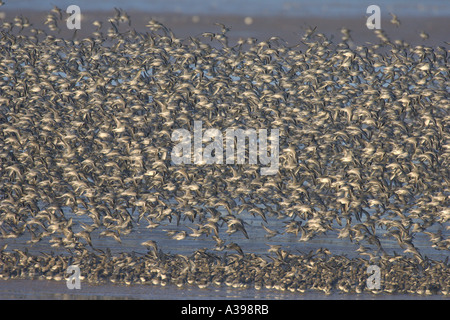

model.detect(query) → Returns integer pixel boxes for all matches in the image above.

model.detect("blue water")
[3,0,450,17]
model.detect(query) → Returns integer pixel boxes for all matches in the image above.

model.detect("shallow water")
[2,206,449,299]
[3,205,448,261]
[1,279,447,300]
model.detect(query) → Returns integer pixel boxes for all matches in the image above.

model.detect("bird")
[261,223,280,238]
[0,7,447,296]
[225,242,244,256]
[141,240,158,252]
[266,244,282,253]
[419,31,429,40]
[172,231,187,241]
[390,13,401,27]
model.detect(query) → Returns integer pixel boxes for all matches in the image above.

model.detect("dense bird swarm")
[0,10,449,295]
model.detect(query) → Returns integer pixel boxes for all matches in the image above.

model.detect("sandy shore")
[1,10,449,46]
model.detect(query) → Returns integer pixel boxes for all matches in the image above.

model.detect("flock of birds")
[0,8,449,295]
